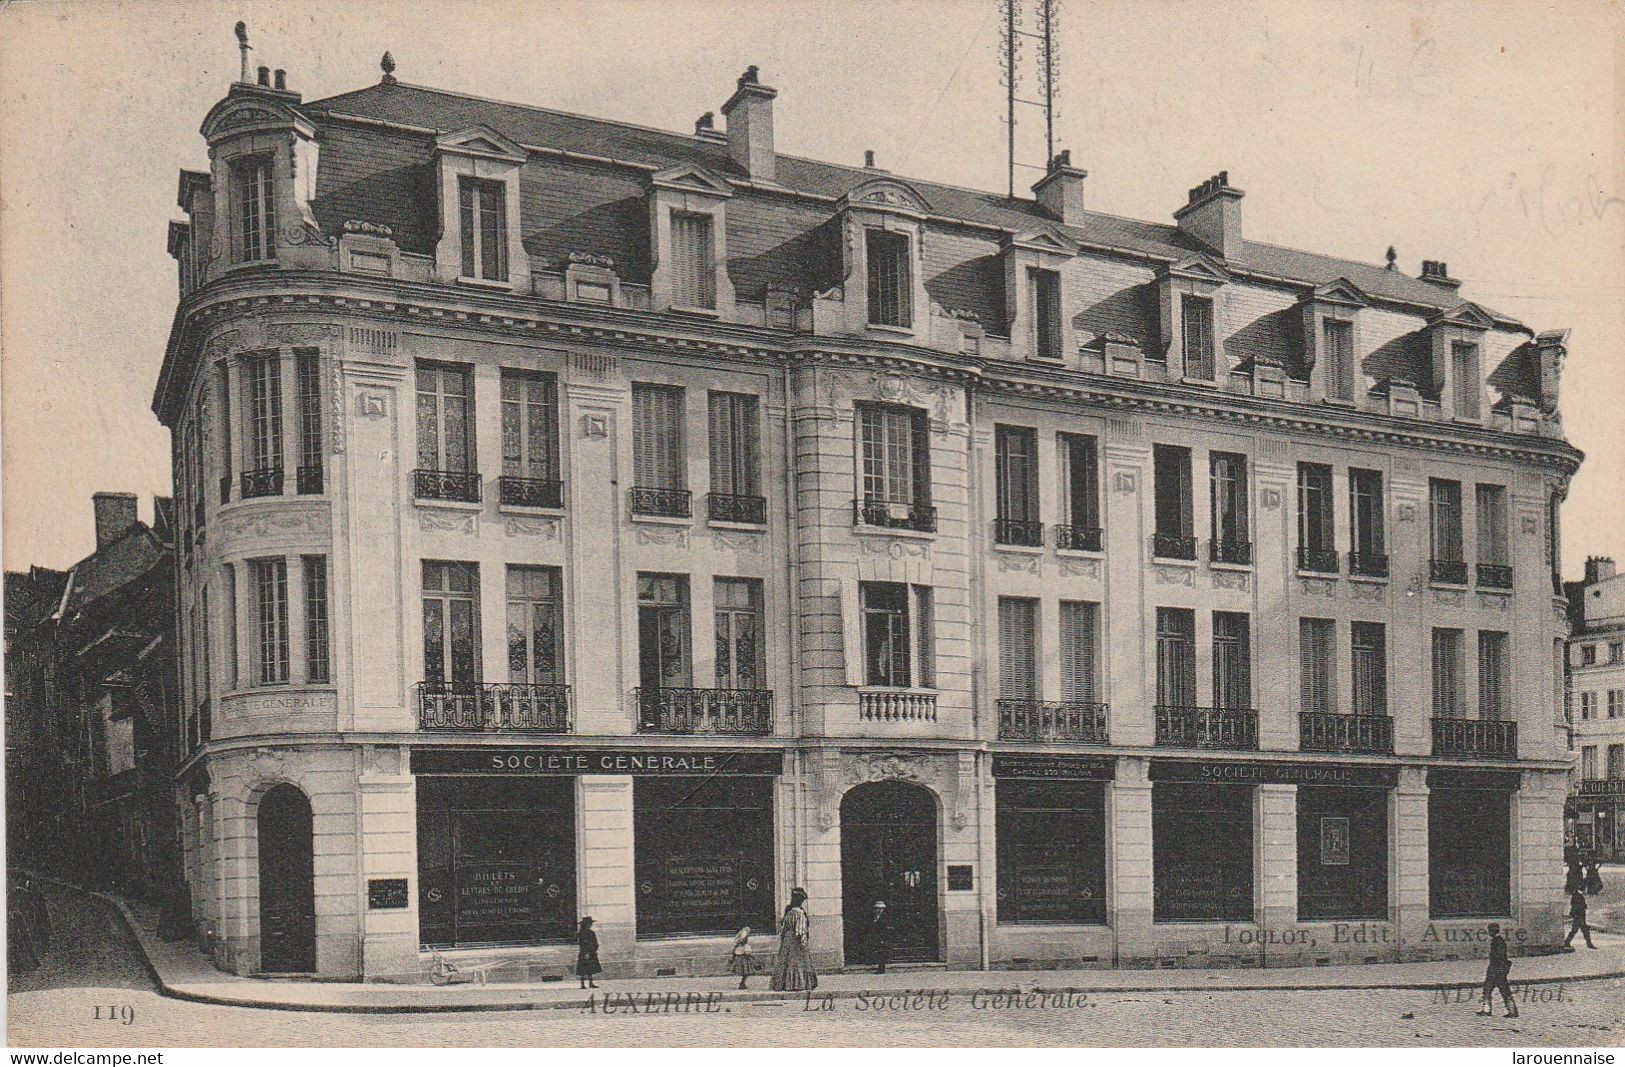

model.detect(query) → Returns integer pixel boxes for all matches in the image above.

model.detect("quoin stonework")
[154,46,1583,981]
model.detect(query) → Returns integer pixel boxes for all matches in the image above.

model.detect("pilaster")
[1109,756,1155,965]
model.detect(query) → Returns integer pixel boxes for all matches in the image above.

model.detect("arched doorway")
[840,781,939,964]
[257,784,315,973]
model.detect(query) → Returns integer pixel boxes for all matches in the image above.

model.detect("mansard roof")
[300,79,1521,320]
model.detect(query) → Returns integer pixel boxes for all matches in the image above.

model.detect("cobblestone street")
[9,890,1621,1047]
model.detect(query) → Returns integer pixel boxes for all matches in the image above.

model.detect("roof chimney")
[721,65,777,182]
[864,149,876,169]
[1585,557,1616,585]
[92,493,139,552]
[1173,170,1244,260]
[693,111,725,144]
[234,22,251,83]
[273,69,286,91]
[257,65,271,87]
[1031,149,1088,225]
[1418,259,1461,290]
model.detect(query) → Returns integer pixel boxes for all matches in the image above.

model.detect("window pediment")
[649,163,733,200]
[434,126,527,164]
[1003,225,1079,259]
[1157,252,1231,288]
[200,96,312,146]
[1308,277,1371,309]
[839,177,931,217]
[1428,301,1495,332]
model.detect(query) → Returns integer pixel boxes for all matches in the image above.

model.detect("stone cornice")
[154,270,1581,477]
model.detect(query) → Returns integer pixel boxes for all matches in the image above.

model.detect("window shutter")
[634,386,683,489]
[672,213,715,309]
[1478,632,1507,720]
[1300,619,1333,715]
[709,393,735,495]
[459,181,477,279]
[1325,320,1353,401]
[1060,601,1098,704]
[1432,629,1460,717]
[998,599,1036,700]
[1452,343,1480,419]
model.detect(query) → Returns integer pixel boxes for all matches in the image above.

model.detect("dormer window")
[233,156,275,263]
[670,212,716,309]
[1299,278,1369,405]
[1423,302,1495,423]
[1323,319,1355,401]
[1180,295,1215,380]
[459,177,508,282]
[1031,268,1063,360]
[1451,341,1481,420]
[866,229,912,328]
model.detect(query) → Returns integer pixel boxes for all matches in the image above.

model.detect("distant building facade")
[157,49,1581,980]
[1566,557,1625,861]
[4,493,180,899]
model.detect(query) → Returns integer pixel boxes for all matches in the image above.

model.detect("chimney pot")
[273,69,286,90]
[695,111,714,132]
[257,65,270,86]
[92,493,139,552]
[1174,171,1245,260]
[864,149,875,168]
[1032,151,1088,224]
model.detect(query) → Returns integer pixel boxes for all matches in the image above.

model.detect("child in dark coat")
[576,916,602,989]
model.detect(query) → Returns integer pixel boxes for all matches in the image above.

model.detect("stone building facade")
[1566,557,1625,861]
[156,51,1581,980]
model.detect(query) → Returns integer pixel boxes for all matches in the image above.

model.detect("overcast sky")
[2,0,1620,572]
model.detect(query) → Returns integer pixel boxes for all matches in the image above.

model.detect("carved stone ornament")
[329,361,346,454]
[1350,582,1385,602]
[996,554,1040,574]
[1211,570,1249,591]
[357,392,388,419]
[1113,471,1138,495]
[1299,577,1337,598]
[267,322,341,346]
[505,516,561,540]
[1155,565,1194,587]
[580,414,608,438]
[711,530,763,554]
[1058,557,1101,579]
[867,372,951,425]
[1432,588,1466,607]
[1520,514,1541,536]
[1477,592,1510,612]
[248,746,287,778]
[635,525,689,548]
[1397,503,1418,524]
[419,510,477,535]
[1261,488,1282,509]
[219,508,330,541]
[860,537,929,560]
[846,752,932,786]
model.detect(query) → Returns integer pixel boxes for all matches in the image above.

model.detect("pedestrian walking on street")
[728,926,756,990]
[1476,922,1518,1018]
[1585,861,1604,896]
[576,916,601,989]
[1565,860,1586,896]
[868,900,891,975]
[769,887,818,992]
[1564,888,1597,949]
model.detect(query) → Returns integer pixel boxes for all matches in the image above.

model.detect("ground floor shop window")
[996,780,1106,924]
[1429,788,1511,917]
[1297,787,1388,921]
[417,777,576,947]
[634,776,775,938]
[1153,783,1253,922]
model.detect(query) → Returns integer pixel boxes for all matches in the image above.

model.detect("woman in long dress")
[769,887,817,991]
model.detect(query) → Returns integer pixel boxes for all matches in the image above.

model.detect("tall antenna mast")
[999,0,1062,198]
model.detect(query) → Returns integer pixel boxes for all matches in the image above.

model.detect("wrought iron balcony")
[241,466,284,499]
[858,688,938,722]
[1348,550,1390,578]
[994,518,1044,547]
[997,699,1108,743]
[416,682,572,732]
[1430,558,1469,585]
[1476,563,1513,590]
[500,476,564,509]
[1056,524,1103,552]
[1299,712,1394,754]
[854,498,936,533]
[707,492,766,525]
[1432,716,1517,759]
[1152,532,1197,560]
[629,486,691,518]
[1297,546,1339,574]
[1210,538,1252,565]
[297,464,324,495]
[635,687,772,734]
[1154,705,1259,749]
[414,468,481,503]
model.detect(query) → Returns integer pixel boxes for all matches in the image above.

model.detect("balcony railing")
[629,486,691,518]
[1297,546,1339,574]
[1154,705,1259,749]
[1430,558,1469,585]
[1152,532,1197,560]
[297,464,324,495]
[500,476,564,509]
[997,699,1108,743]
[635,687,772,734]
[708,492,767,525]
[994,518,1044,547]
[1477,563,1514,590]
[1210,538,1252,565]
[1432,716,1517,759]
[1056,524,1103,552]
[241,466,284,499]
[854,498,937,533]
[414,468,481,503]
[1348,550,1390,578]
[858,688,938,722]
[1299,711,1394,754]
[416,682,572,732]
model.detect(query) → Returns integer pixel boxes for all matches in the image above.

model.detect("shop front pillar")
[1256,783,1297,964]
[1513,770,1565,950]
[1393,766,1430,960]
[358,747,417,980]
[1108,757,1154,966]
[578,776,636,973]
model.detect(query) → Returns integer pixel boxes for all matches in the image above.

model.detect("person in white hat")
[868,900,891,975]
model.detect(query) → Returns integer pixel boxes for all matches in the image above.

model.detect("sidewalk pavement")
[89,887,1625,1015]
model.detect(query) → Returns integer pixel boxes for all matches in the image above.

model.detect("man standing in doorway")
[869,900,891,975]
